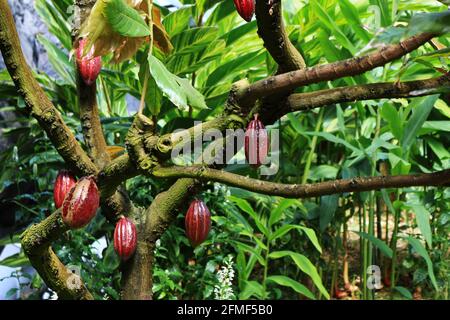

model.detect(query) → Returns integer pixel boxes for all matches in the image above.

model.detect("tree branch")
[74,1,111,169]
[78,71,111,169]
[287,74,450,112]
[20,156,140,298]
[120,178,198,300]
[152,166,450,198]
[0,0,97,177]
[146,115,245,157]
[255,0,306,72]
[21,210,93,300]
[235,32,435,107]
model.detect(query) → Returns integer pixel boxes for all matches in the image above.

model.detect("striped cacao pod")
[245,114,269,168]
[62,176,100,229]
[185,199,211,247]
[75,38,102,86]
[53,170,76,209]
[114,216,137,261]
[233,0,255,22]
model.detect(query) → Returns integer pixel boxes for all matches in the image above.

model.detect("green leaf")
[421,121,450,133]
[356,231,393,258]
[37,35,75,86]
[148,54,208,111]
[298,226,322,254]
[231,241,265,267]
[240,280,265,300]
[388,152,411,175]
[105,0,150,37]
[402,95,439,150]
[206,50,265,87]
[266,275,315,300]
[407,204,432,248]
[319,194,339,232]
[0,234,21,246]
[269,251,329,299]
[6,287,18,299]
[338,0,371,43]
[103,243,120,271]
[369,0,392,27]
[405,236,438,291]
[35,0,72,49]
[238,230,268,250]
[145,76,162,116]
[228,196,269,237]
[304,131,362,155]
[394,286,413,300]
[426,138,450,160]
[268,199,298,227]
[381,103,403,140]
[0,252,30,268]
[408,11,450,36]
[434,99,450,118]
[311,1,357,54]
[269,225,322,254]
[309,165,339,181]
[170,27,218,56]
[162,5,194,37]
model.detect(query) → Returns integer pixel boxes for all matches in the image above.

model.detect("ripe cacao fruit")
[62,176,100,229]
[185,199,211,247]
[53,170,77,209]
[114,216,137,261]
[233,0,255,22]
[245,114,269,168]
[75,38,102,86]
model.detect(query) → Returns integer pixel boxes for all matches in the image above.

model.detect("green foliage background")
[0,0,449,300]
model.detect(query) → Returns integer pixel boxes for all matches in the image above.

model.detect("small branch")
[74,1,111,169]
[0,0,97,176]
[138,72,149,115]
[236,32,435,107]
[152,166,450,198]
[78,76,111,169]
[21,211,93,300]
[97,154,138,197]
[255,0,306,72]
[287,74,450,112]
[137,0,153,115]
[72,0,96,37]
[148,115,245,156]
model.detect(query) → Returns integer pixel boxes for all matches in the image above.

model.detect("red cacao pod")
[114,216,137,261]
[75,38,102,86]
[233,0,255,22]
[62,176,100,229]
[185,199,211,247]
[245,114,269,168]
[53,170,77,209]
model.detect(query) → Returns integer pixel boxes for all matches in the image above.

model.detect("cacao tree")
[0,0,449,300]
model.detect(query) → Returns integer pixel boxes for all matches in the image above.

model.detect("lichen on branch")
[21,211,93,300]
[152,166,450,198]
[0,0,97,176]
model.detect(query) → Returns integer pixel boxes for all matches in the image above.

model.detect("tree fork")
[236,32,435,107]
